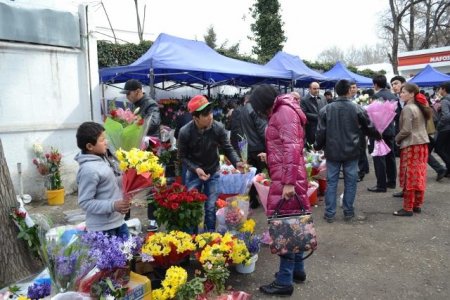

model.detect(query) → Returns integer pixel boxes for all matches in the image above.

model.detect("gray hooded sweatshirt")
[75,152,124,231]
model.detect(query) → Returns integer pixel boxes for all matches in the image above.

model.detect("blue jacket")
[75,153,124,231]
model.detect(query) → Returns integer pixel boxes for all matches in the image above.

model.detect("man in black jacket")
[301,82,327,148]
[367,75,398,193]
[121,79,161,137]
[121,79,161,230]
[315,79,379,223]
[178,95,242,231]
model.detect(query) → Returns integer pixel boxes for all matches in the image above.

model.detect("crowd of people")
[73,76,450,297]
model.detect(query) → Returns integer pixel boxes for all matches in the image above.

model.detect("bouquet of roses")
[153,183,207,232]
[116,148,165,206]
[104,107,150,152]
[354,93,370,106]
[141,231,196,269]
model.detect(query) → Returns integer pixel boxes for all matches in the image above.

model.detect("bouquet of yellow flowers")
[151,266,187,300]
[115,148,165,202]
[194,232,250,267]
[141,231,196,269]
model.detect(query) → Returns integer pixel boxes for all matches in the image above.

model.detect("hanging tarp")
[99,33,292,88]
[265,51,334,87]
[408,64,450,87]
[322,61,373,88]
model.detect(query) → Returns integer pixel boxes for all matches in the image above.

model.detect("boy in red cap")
[178,95,242,231]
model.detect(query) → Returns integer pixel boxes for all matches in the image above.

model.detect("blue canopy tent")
[265,51,334,87]
[408,64,450,87]
[99,33,292,90]
[322,61,373,88]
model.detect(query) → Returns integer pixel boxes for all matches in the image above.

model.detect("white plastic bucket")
[235,254,258,274]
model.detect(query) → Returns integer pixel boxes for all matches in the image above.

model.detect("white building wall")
[0,4,100,200]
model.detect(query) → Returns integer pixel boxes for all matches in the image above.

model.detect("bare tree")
[101,1,117,44]
[379,0,450,73]
[133,0,147,43]
[317,46,345,64]
[0,140,43,287]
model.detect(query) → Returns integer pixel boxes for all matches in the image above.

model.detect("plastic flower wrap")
[237,135,248,172]
[116,148,165,205]
[77,232,143,294]
[38,225,90,294]
[32,143,63,190]
[153,183,207,232]
[141,231,196,269]
[218,166,257,195]
[365,100,398,156]
[151,266,188,300]
[104,107,149,152]
[216,196,249,233]
[252,170,271,212]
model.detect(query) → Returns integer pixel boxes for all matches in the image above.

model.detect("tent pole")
[207,85,211,98]
[150,68,156,99]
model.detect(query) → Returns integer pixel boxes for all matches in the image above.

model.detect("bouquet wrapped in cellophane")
[115,148,166,206]
[104,107,151,152]
[38,225,91,294]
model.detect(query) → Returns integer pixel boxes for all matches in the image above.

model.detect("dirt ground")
[26,159,450,299]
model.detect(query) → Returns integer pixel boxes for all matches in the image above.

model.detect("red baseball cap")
[188,95,211,113]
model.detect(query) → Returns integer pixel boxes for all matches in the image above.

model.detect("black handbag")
[267,194,317,258]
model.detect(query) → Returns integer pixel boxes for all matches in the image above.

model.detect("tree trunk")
[0,139,43,287]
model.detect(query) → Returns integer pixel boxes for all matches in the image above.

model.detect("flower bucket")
[235,254,258,274]
[318,179,327,195]
[46,188,64,205]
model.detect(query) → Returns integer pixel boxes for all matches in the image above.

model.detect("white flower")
[32,143,44,155]
[121,238,137,260]
[105,294,115,300]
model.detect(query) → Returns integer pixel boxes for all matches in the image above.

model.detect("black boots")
[260,282,293,296]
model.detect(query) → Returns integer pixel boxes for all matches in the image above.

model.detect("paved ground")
[26,159,450,299]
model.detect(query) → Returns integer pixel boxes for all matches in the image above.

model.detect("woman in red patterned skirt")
[394,83,433,216]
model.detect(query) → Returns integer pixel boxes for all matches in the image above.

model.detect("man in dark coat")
[300,82,326,149]
[367,75,397,193]
[121,79,161,230]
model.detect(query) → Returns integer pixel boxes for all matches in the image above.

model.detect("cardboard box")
[124,272,152,300]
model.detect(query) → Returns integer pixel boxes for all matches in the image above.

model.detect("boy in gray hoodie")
[75,122,130,237]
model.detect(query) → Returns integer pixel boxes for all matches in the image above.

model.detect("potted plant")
[153,183,207,233]
[32,143,64,205]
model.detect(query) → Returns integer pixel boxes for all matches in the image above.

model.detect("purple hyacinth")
[27,282,51,299]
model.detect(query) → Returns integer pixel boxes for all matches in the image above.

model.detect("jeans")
[181,162,188,185]
[185,170,220,231]
[103,223,129,239]
[276,253,305,286]
[324,159,358,219]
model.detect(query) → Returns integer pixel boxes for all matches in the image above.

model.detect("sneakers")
[146,219,159,232]
[393,209,413,217]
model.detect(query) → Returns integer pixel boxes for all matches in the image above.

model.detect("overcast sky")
[86,0,388,61]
